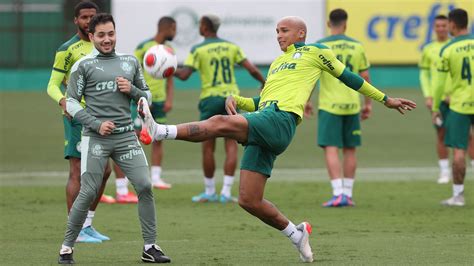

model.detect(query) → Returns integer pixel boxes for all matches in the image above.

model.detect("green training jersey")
[47,34,93,104]
[419,39,451,99]
[256,42,386,122]
[317,35,370,115]
[184,38,246,99]
[135,38,169,102]
[433,34,474,114]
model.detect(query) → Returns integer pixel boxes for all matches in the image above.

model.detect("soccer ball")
[143,44,177,79]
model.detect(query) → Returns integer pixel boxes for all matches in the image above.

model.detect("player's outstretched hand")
[225,96,238,115]
[304,102,314,118]
[99,121,116,136]
[116,76,131,94]
[384,97,417,114]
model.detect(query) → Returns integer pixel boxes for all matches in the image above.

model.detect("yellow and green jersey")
[433,34,474,114]
[419,39,451,99]
[317,35,370,115]
[235,42,387,123]
[47,34,93,104]
[135,38,169,102]
[184,38,246,99]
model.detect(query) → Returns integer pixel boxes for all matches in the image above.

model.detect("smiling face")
[89,22,116,54]
[74,8,97,37]
[276,17,307,51]
[434,18,449,40]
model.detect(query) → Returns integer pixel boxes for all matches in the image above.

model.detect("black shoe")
[142,245,171,263]
[58,251,75,264]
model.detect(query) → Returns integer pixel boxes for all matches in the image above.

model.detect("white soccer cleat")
[293,222,314,263]
[441,194,465,207]
[437,171,450,184]
[137,97,157,144]
[153,178,172,190]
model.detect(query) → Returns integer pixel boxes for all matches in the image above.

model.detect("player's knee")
[133,177,152,195]
[238,195,259,213]
[208,115,233,134]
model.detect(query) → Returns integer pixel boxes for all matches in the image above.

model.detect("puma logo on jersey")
[96,66,104,71]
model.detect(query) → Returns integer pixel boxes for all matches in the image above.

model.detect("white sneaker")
[441,194,465,206]
[293,222,314,263]
[137,97,157,144]
[437,171,450,184]
[153,178,172,190]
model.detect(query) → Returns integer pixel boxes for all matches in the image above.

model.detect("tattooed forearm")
[187,124,208,137]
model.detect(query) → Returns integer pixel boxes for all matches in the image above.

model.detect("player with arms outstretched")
[138,16,416,262]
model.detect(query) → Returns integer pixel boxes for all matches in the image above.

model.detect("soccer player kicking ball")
[139,16,416,262]
[57,13,170,264]
[432,8,473,207]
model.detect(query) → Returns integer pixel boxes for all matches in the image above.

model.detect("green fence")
[0,0,109,68]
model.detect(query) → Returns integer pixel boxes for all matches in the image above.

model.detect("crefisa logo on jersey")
[292,52,302,59]
[121,62,133,74]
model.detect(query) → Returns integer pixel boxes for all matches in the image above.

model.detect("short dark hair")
[88,13,115,34]
[158,16,176,28]
[201,16,217,33]
[74,1,99,17]
[448,8,468,29]
[329,8,348,26]
[435,14,448,20]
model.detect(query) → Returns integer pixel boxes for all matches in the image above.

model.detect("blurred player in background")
[419,15,453,184]
[133,16,177,190]
[58,13,170,264]
[138,16,416,262]
[174,14,265,203]
[305,9,372,207]
[46,1,110,243]
[432,8,473,207]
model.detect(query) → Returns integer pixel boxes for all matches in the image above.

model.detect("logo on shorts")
[292,52,302,59]
[91,144,103,156]
[76,141,82,153]
[121,62,133,74]
[119,149,143,161]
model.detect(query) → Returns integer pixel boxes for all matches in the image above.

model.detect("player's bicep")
[316,48,345,78]
[66,64,85,100]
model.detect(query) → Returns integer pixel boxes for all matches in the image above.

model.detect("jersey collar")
[285,42,305,53]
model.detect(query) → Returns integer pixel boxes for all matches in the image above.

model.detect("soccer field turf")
[0,90,473,265]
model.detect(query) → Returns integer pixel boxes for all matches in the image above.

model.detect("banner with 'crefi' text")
[326,0,474,64]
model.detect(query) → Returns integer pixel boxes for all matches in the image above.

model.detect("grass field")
[0,90,473,265]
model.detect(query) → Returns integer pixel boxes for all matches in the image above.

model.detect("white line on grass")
[2,167,470,186]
